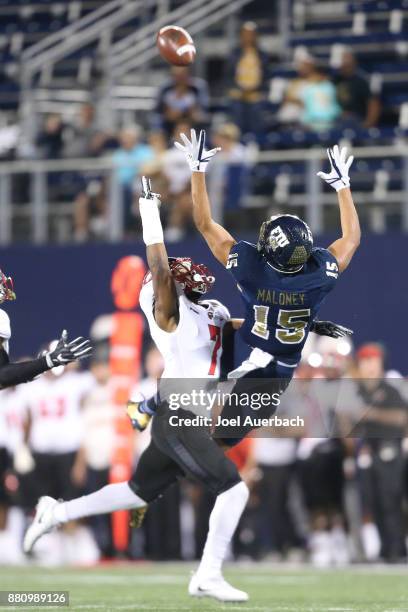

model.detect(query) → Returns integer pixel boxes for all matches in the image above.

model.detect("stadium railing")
[0,143,407,245]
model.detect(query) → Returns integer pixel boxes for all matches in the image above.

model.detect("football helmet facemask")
[168,257,215,297]
[257,214,313,273]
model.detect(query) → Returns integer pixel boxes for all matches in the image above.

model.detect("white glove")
[13,443,35,474]
[317,145,354,192]
[174,129,220,173]
[139,176,163,246]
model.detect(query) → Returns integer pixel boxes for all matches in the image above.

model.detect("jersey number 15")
[252,306,311,344]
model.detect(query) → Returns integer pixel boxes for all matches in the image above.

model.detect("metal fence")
[0,144,407,245]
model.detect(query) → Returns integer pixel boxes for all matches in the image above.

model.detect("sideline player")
[24,179,250,603]
[175,132,360,439]
[0,271,92,389]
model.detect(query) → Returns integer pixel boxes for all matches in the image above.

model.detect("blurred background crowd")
[1,332,408,567]
[0,0,407,243]
[0,0,408,570]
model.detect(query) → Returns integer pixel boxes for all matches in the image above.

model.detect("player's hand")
[45,330,92,368]
[311,320,353,338]
[317,145,354,192]
[139,176,161,208]
[174,129,220,173]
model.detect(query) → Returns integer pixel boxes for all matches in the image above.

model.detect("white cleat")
[188,572,249,602]
[23,496,60,554]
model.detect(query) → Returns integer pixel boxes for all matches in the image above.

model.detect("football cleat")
[23,496,60,554]
[126,399,151,432]
[129,506,148,529]
[188,572,249,602]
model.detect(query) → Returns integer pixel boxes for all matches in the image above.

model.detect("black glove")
[45,330,92,368]
[311,320,353,339]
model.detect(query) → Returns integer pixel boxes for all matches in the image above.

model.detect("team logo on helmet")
[257,214,313,273]
[168,257,215,295]
[0,270,16,304]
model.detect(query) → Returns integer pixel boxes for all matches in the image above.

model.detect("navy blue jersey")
[227,241,339,365]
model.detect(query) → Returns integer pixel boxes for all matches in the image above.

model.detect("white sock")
[196,481,249,581]
[53,482,146,524]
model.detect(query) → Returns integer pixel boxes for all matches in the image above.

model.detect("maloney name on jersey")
[227,241,339,366]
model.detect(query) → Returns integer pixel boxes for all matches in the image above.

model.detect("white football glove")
[174,129,220,173]
[317,145,354,192]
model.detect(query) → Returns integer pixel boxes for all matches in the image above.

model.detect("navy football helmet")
[257,214,313,273]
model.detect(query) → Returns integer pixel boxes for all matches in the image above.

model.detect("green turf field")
[0,563,407,612]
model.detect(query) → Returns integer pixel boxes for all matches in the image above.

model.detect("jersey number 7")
[208,324,222,375]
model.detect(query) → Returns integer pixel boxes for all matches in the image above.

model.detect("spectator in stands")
[63,103,107,159]
[66,103,111,241]
[207,123,249,223]
[334,50,381,129]
[73,178,108,242]
[112,125,154,233]
[227,21,269,136]
[299,63,340,132]
[159,120,195,241]
[278,53,316,125]
[35,114,65,159]
[155,66,209,137]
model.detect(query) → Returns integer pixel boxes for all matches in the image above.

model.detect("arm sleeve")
[0,349,50,389]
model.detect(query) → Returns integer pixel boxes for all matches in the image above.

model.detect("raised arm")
[139,177,178,332]
[191,173,236,266]
[175,129,236,266]
[317,145,361,273]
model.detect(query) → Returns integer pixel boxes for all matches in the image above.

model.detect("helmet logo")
[269,226,289,250]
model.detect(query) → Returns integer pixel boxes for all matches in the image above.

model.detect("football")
[156,25,196,66]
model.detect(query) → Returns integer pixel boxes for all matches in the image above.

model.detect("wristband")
[334,179,350,192]
[139,198,164,246]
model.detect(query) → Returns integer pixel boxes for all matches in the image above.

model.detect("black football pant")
[129,403,241,503]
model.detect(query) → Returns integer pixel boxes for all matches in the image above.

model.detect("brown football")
[156,25,196,66]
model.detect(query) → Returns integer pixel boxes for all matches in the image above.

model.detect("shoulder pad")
[199,299,231,321]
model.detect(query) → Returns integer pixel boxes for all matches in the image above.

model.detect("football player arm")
[146,243,179,332]
[139,178,179,332]
[317,145,360,273]
[0,345,49,389]
[191,172,236,266]
[175,129,236,266]
[327,187,361,273]
[0,332,92,389]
